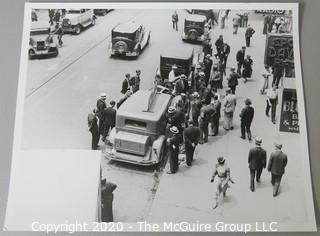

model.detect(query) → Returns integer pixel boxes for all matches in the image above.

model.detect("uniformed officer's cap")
[180,74,187,79]
[168,106,176,113]
[199,72,205,76]
[255,137,262,145]
[170,126,179,134]
[217,156,225,164]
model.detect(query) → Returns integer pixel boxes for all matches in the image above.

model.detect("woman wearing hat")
[239,98,254,141]
[210,157,234,209]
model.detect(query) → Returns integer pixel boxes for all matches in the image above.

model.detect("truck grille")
[36,41,46,50]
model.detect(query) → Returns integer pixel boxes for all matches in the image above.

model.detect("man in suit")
[102,100,117,142]
[268,142,288,197]
[245,24,255,47]
[211,94,221,136]
[236,46,246,74]
[220,42,231,75]
[190,92,202,127]
[214,35,224,58]
[199,103,214,144]
[117,90,132,109]
[88,110,99,150]
[227,67,240,94]
[132,69,141,93]
[121,73,131,94]
[248,137,267,192]
[223,88,237,131]
[101,178,117,222]
[239,98,254,141]
[96,93,107,136]
[167,126,183,174]
[183,121,200,166]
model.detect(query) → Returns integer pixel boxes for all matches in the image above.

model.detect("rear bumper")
[29,48,57,58]
[104,146,158,166]
[110,49,139,57]
[182,33,205,42]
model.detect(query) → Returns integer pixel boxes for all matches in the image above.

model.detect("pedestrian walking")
[184,121,200,166]
[260,65,272,94]
[248,137,267,192]
[214,35,224,58]
[223,88,237,131]
[167,126,183,174]
[88,110,99,150]
[240,98,254,141]
[132,69,141,93]
[243,12,249,27]
[210,156,234,209]
[242,55,253,83]
[232,16,240,34]
[272,60,285,88]
[190,92,202,127]
[121,73,131,95]
[54,10,61,24]
[220,42,230,75]
[211,95,221,136]
[265,85,278,124]
[227,67,240,94]
[245,24,255,47]
[203,55,213,84]
[209,64,221,90]
[49,9,55,25]
[236,46,246,74]
[54,22,64,47]
[96,93,107,136]
[101,100,116,142]
[267,142,288,197]
[101,178,117,222]
[172,11,179,31]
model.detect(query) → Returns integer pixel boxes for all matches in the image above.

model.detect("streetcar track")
[26,11,143,98]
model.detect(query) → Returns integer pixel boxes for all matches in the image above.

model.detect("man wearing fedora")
[268,142,288,197]
[227,67,240,94]
[183,121,200,166]
[167,126,183,174]
[239,98,254,141]
[121,73,131,95]
[223,88,237,131]
[101,178,117,222]
[166,105,185,136]
[248,137,267,192]
[96,93,107,137]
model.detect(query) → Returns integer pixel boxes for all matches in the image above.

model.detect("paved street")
[20,9,315,228]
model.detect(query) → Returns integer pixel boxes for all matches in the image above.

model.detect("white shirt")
[168,70,176,83]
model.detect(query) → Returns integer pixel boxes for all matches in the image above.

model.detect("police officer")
[183,121,200,166]
[167,126,182,174]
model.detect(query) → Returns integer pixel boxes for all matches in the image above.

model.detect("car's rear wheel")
[91,18,96,26]
[74,25,81,35]
[52,48,58,57]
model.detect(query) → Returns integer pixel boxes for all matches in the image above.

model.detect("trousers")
[271,174,283,197]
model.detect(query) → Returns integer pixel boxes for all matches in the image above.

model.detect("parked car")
[109,21,150,58]
[182,14,208,42]
[62,9,95,34]
[94,9,113,16]
[29,22,58,59]
[105,88,171,166]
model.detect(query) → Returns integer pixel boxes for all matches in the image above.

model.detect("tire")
[74,25,81,35]
[53,48,58,57]
[188,30,198,41]
[146,33,150,45]
[28,49,35,59]
[91,18,96,26]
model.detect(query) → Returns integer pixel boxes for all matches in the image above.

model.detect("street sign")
[279,88,299,133]
[264,33,294,77]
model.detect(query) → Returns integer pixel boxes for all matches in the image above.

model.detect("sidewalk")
[147,11,315,231]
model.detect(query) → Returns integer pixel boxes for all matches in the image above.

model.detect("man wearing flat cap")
[239,98,254,141]
[167,126,183,174]
[248,137,267,192]
[267,142,288,197]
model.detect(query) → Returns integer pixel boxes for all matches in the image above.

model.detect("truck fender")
[151,135,166,163]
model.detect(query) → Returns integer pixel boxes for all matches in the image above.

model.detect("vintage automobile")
[155,45,196,82]
[93,9,113,16]
[105,87,171,166]
[182,14,208,42]
[29,22,58,59]
[109,21,150,57]
[62,9,95,34]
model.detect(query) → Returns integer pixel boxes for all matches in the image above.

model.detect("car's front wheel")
[74,25,81,35]
[28,49,35,59]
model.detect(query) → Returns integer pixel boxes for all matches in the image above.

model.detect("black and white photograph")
[4,2,317,232]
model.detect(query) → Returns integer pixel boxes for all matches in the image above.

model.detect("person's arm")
[262,150,267,168]
[248,149,252,164]
[267,155,273,172]
[210,165,217,182]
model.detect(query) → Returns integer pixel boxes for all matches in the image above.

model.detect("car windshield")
[30,28,50,36]
[185,20,204,28]
[112,31,135,40]
[125,119,147,129]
